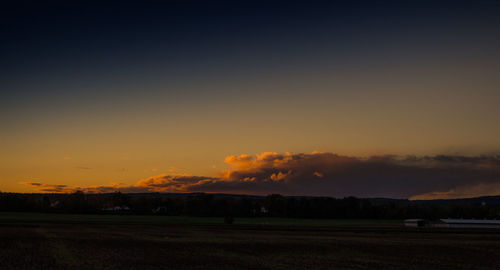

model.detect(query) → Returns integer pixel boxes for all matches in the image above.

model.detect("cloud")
[20,182,70,193]
[184,152,500,198]
[18,152,500,199]
[313,172,324,178]
[76,183,149,194]
[20,182,43,187]
[135,174,217,192]
[410,182,500,200]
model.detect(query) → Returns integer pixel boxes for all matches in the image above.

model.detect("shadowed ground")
[1,213,499,269]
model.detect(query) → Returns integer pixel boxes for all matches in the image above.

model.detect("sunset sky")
[1,1,500,199]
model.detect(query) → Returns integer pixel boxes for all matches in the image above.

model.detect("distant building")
[404,218,500,229]
[404,219,427,227]
[440,219,500,229]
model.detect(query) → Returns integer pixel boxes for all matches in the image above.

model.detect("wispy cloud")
[20,182,70,192]
[20,182,43,187]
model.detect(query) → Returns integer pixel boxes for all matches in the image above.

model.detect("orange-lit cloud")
[313,172,324,178]
[135,174,217,192]
[410,182,500,200]
[19,152,500,199]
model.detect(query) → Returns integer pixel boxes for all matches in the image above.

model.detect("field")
[1,213,500,269]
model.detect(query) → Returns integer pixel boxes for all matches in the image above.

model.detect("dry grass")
[1,213,500,269]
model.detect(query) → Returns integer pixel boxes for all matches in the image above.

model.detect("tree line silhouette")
[1,191,499,219]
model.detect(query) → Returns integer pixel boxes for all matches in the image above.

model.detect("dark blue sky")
[2,0,499,83]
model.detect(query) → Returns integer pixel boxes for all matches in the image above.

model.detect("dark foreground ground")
[1,213,500,270]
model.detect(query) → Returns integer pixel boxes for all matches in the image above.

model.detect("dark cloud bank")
[21,152,500,200]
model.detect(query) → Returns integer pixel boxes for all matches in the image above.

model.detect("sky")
[1,1,500,199]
